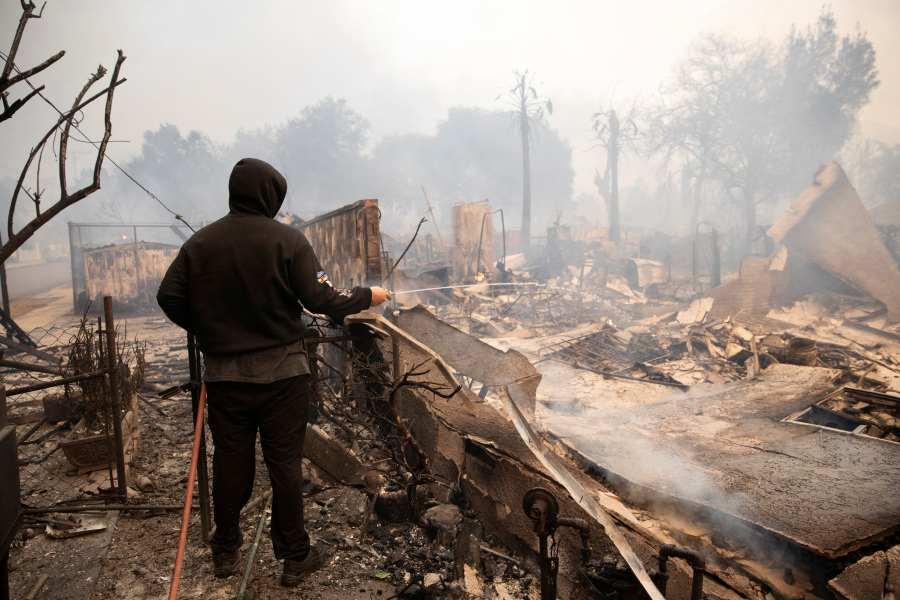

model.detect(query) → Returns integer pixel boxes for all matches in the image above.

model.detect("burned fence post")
[103,296,128,498]
[98,315,117,496]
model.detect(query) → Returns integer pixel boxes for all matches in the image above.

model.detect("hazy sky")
[2,0,898,211]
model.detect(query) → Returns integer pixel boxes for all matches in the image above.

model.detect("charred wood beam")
[6,368,108,396]
[565,360,689,390]
[0,335,60,363]
[0,357,63,376]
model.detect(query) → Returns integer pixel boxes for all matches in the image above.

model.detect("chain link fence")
[4,301,143,511]
[67,222,200,315]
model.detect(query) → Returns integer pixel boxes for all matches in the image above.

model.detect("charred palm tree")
[498,70,552,252]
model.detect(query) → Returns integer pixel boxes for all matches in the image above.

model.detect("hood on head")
[228,158,287,218]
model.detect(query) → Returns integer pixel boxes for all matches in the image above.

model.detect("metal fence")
[67,222,200,314]
[5,298,138,511]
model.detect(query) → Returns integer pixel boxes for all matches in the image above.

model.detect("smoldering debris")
[369,168,900,600]
[7,166,900,600]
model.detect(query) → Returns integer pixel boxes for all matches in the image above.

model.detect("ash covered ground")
[7,310,540,600]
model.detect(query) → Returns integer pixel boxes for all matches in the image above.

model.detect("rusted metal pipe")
[5,369,109,396]
[658,544,705,600]
[0,358,63,376]
[557,516,592,566]
[23,504,193,514]
[523,488,561,600]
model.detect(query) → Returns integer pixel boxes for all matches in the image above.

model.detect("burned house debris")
[68,223,194,313]
[3,161,900,600]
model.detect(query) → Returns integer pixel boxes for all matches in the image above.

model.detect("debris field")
[3,161,900,600]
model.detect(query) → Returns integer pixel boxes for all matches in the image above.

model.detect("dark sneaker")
[281,545,327,587]
[213,549,241,578]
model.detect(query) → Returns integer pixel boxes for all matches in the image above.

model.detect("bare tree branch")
[1,8,61,121]
[5,50,65,89]
[59,63,107,193]
[2,51,126,263]
[0,83,44,123]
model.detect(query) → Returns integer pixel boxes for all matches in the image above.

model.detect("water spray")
[390,281,546,296]
[388,280,635,328]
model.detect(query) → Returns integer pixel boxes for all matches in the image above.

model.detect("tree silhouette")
[0,1,126,343]
[498,70,552,251]
[592,100,640,243]
[1,1,126,265]
[647,8,878,256]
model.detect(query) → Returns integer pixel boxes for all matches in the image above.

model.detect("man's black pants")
[206,375,311,562]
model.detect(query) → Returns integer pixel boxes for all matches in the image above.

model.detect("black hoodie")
[157,158,372,355]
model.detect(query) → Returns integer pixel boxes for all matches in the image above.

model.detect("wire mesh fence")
[5,300,144,511]
[67,222,200,315]
[5,296,463,535]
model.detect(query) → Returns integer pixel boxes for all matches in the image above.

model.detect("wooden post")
[98,316,116,494]
[103,296,128,498]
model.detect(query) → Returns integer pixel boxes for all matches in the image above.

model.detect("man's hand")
[370,286,393,307]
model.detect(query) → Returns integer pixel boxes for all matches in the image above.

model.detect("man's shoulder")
[268,219,311,248]
[184,215,311,254]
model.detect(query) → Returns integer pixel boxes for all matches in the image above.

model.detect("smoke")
[539,385,809,565]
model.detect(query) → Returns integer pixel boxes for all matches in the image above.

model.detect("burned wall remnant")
[621,258,669,291]
[82,242,179,311]
[344,311,671,600]
[452,203,494,281]
[767,162,900,323]
[68,222,196,313]
[293,199,383,287]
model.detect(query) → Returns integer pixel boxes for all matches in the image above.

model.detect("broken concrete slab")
[676,297,714,324]
[350,311,682,599]
[541,364,900,560]
[828,544,900,600]
[767,162,900,324]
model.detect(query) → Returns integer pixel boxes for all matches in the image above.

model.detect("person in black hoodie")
[157,158,392,586]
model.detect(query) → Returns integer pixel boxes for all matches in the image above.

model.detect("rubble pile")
[5,163,900,600]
